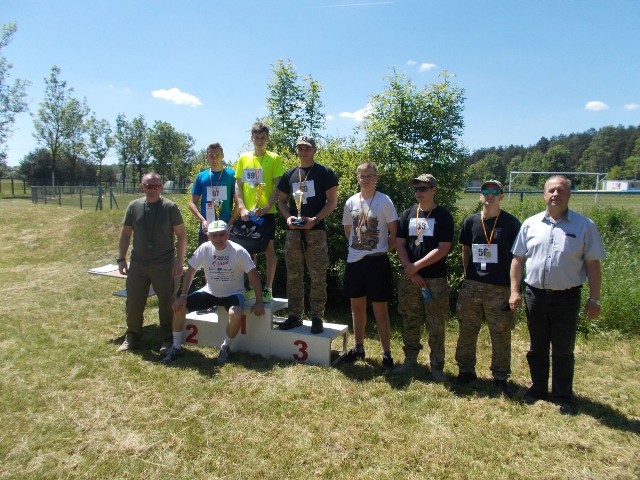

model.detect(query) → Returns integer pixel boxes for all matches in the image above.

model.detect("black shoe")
[494,379,516,398]
[456,372,478,384]
[341,347,365,363]
[279,315,303,330]
[310,317,324,334]
[558,401,579,416]
[522,388,547,405]
[382,352,394,368]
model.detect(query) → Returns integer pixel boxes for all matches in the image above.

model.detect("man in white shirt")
[161,220,264,365]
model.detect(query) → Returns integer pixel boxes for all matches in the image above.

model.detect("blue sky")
[3,0,639,167]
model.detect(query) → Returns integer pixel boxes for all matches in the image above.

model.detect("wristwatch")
[588,298,601,306]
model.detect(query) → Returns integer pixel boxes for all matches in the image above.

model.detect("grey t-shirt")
[123,197,184,264]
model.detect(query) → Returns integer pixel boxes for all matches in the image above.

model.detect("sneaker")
[382,353,394,368]
[218,345,231,364]
[457,371,478,384]
[117,334,137,352]
[278,315,303,330]
[340,347,365,363]
[159,341,172,356]
[494,379,516,398]
[262,289,273,303]
[244,289,256,301]
[431,369,446,382]
[310,317,324,334]
[160,345,184,364]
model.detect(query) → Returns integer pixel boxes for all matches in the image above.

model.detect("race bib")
[242,168,263,185]
[206,185,228,203]
[292,180,316,204]
[472,243,498,264]
[409,217,435,238]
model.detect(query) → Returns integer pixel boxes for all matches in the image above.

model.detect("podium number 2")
[185,324,198,344]
[293,339,308,361]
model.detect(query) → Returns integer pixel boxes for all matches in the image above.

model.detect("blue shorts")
[343,254,393,302]
[186,290,244,312]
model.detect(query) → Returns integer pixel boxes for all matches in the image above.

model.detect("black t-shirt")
[277,163,338,231]
[397,204,454,278]
[458,210,521,286]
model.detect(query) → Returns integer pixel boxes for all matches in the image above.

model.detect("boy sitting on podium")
[161,220,264,365]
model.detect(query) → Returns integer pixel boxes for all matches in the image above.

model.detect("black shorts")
[186,290,243,312]
[343,254,393,302]
[261,213,276,241]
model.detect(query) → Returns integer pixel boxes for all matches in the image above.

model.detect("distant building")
[602,180,640,191]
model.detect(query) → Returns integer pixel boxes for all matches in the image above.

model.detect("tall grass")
[0,200,638,479]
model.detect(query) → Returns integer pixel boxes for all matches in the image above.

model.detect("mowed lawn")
[0,199,638,479]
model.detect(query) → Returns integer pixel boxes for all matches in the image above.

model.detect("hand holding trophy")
[248,182,266,225]
[291,189,307,227]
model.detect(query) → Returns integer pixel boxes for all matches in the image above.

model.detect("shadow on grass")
[111,324,287,377]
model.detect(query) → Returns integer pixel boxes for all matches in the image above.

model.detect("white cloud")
[407,60,417,66]
[326,115,335,121]
[585,100,609,111]
[418,62,437,72]
[339,104,373,122]
[151,87,202,107]
[624,103,639,110]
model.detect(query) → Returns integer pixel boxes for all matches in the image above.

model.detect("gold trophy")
[249,182,266,225]
[213,199,223,220]
[253,182,266,212]
[291,189,307,227]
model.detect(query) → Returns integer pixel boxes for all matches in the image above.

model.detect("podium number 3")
[293,339,308,361]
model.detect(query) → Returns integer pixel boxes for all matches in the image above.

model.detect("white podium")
[183,298,349,366]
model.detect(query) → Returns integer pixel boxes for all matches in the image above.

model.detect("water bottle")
[421,287,432,302]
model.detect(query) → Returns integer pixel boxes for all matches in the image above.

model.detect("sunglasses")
[143,183,162,190]
[413,186,433,192]
[481,188,501,196]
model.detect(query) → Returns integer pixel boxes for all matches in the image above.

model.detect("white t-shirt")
[342,191,398,263]
[188,240,255,297]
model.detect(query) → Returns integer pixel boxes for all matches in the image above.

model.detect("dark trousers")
[125,260,176,341]
[524,285,581,403]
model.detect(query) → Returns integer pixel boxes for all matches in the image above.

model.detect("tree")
[33,66,86,186]
[86,116,113,185]
[148,120,195,183]
[263,60,326,155]
[361,71,467,213]
[467,153,507,184]
[0,23,29,164]
[114,113,148,186]
[301,74,325,138]
[264,59,304,155]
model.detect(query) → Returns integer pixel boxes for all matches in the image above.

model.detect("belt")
[525,284,581,295]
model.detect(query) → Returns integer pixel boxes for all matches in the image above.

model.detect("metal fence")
[29,185,640,212]
[30,186,187,210]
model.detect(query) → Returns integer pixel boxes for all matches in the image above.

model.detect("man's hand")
[509,292,522,312]
[408,273,425,288]
[173,295,187,312]
[252,300,265,316]
[584,299,601,320]
[117,261,128,276]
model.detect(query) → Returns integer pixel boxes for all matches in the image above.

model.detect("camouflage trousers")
[455,279,514,380]
[284,229,329,319]
[397,276,450,371]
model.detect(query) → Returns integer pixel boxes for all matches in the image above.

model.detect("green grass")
[0,200,639,479]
